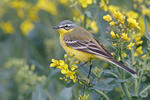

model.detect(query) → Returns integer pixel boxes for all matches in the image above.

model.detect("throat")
[58,29,73,35]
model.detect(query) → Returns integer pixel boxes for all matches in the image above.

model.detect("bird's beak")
[53,26,60,29]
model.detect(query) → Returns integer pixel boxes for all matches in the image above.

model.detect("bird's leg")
[73,62,88,71]
[87,61,92,83]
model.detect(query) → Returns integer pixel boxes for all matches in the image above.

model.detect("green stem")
[119,44,131,99]
[134,78,138,96]
[83,14,87,28]
[94,89,110,100]
[121,70,131,99]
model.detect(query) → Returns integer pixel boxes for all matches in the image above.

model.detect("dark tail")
[108,59,137,78]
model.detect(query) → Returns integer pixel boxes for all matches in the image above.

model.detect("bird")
[53,20,137,79]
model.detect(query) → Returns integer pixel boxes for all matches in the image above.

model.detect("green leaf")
[32,84,47,100]
[94,89,110,100]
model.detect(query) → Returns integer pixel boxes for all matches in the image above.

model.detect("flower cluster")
[0,21,14,34]
[5,58,46,99]
[103,5,145,58]
[50,55,78,83]
[100,0,109,11]
[73,8,98,33]
[78,0,92,8]
[78,94,89,100]
[0,0,58,36]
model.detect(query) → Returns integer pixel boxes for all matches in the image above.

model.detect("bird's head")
[53,20,76,35]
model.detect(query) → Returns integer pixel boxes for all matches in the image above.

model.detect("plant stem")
[119,44,131,99]
[121,70,131,100]
[83,14,87,28]
[134,78,138,96]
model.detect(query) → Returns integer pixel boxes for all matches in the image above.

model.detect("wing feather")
[64,39,112,58]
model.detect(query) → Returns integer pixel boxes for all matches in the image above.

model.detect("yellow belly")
[64,46,95,62]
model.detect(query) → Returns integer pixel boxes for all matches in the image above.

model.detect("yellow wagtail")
[53,20,137,78]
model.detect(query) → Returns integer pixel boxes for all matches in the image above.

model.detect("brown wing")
[64,39,113,58]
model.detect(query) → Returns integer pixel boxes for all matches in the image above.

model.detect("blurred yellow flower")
[110,31,116,39]
[11,1,27,9]
[141,6,150,17]
[71,65,78,71]
[78,94,89,100]
[108,5,120,13]
[141,54,146,60]
[134,46,143,56]
[100,0,109,11]
[121,33,130,42]
[109,21,115,26]
[127,18,140,29]
[1,22,14,34]
[126,11,138,19]
[36,0,58,15]
[28,7,39,21]
[138,16,150,36]
[78,0,92,8]
[20,20,34,35]
[17,10,24,19]
[103,14,112,22]
[123,53,127,57]
[112,11,125,24]
[112,43,117,47]
[90,21,98,33]
[58,0,68,5]
[127,42,135,50]
[132,33,143,45]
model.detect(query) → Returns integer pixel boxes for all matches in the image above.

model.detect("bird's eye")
[64,24,69,27]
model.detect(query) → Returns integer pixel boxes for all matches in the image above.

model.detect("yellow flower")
[112,43,117,47]
[121,33,130,42]
[141,6,150,17]
[103,14,112,22]
[78,0,92,8]
[1,22,14,34]
[71,65,78,71]
[134,46,143,56]
[141,55,146,60]
[127,18,140,29]
[58,0,68,5]
[112,11,125,24]
[118,57,121,61]
[61,68,69,74]
[78,94,89,100]
[123,53,127,57]
[100,0,109,11]
[109,21,115,26]
[110,31,116,39]
[90,21,98,33]
[132,33,143,45]
[11,1,27,9]
[136,41,143,45]
[28,6,39,21]
[20,20,34,35]
[36,0,58,15]
[50,59,59,67]
[108,5,120,13]
[17,10,24,19]
[126,11,138,19]
[127,42,135,50]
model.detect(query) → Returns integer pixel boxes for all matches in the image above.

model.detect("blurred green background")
[0,0,150,100]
